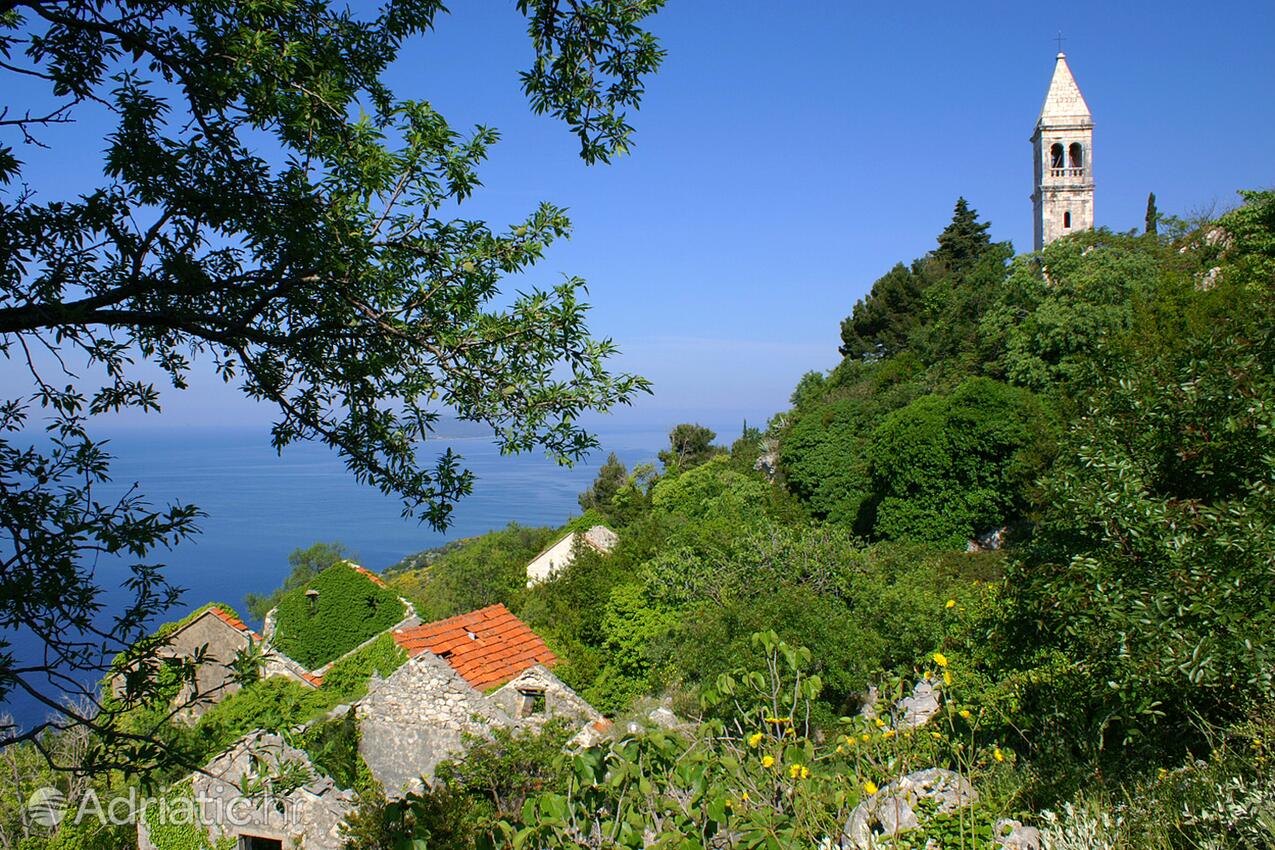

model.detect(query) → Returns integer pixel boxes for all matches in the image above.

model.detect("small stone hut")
[525,525,619,585]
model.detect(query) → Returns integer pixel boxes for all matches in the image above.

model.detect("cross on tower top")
[1055,31,1066,55]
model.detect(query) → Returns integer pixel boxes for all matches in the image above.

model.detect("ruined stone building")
[141,602,603,850]
[109,605,287,722]
[1032,52,1094,250]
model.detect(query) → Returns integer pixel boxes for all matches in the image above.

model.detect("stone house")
[111,606,305,722]
[361,603,602,794]
[137,731,355,850]
[141,604,604,849]
[525,524,619,585]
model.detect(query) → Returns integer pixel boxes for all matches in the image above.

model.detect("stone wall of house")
[261,647,318,688]
[489,665,602,727]
[157,611,253,721]
[356,653,510,795]
[137,733,353,850]
[525,533,579,585]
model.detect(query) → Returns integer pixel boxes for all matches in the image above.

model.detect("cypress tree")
[935,197,992,271]
[1145,192,1159,235]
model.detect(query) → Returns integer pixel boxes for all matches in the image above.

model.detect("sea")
[1,418,739,729]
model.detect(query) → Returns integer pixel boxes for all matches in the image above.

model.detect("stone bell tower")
[1032,52,1094,250]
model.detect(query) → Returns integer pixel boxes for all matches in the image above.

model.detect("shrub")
[271,563,405,669]
[865,377,1054,546]
[495,632,1018,850]
[319,632,407,704]
[388,523,557,621]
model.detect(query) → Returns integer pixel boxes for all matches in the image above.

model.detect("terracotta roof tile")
[393,603,557,690]
[348,563,388,587]
[207,607,261,641]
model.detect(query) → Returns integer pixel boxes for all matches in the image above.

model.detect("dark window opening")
[1064,211,1072,228]
[1068,142,1083,169]
[1050,143,1064,169]
[305,589,319,616]
[239,837,283,850]
[517,688,547,718]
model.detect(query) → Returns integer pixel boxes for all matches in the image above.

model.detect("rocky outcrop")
[841,768,978,849]
[995,818,1042,850]
[753,439,780,480]
[895,680,942,730]
[859,680,941,730]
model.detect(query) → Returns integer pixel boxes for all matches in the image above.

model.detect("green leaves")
[0,0,665,761]
[517,0,667,164]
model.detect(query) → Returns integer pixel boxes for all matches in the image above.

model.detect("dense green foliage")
[865,377,1055,546]
[271,564,405,669]
[388,523,558,621]
[244,542,353,621]
[0,0,666,760]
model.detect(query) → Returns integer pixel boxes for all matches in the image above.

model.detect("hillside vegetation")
[1,192,1270,850]
[372,191,1275,848]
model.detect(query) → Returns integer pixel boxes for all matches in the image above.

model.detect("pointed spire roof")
[1037,53,1091,126]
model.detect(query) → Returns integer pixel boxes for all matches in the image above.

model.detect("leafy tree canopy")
[657,423,721,471]
[0,0,666,760]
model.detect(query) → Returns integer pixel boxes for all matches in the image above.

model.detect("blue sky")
[4,0,1273,433]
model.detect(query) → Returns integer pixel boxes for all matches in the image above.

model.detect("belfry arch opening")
[1050,143,1064,169]
[1068,142,1084,170]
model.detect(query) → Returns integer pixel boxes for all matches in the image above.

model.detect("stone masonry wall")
[356,653,510,795]
[489,665,602,728]
[138,732,353,850]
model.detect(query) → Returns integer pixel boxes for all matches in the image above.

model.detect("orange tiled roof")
[207,606,260,640]
[393,604,557,691]
[349,563,388,587]
[302,672,324,687]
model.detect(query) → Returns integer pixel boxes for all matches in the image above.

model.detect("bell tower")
[1032,52,1093,250]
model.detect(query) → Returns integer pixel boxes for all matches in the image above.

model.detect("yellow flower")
[741,792,749,802]
[863,781,879,796]
[748,732,764,748]
[931,731,942,740]
[874,717,886,728]
[836,744,845,754]
[1157,768,1169,781]
[993,747,1005,763]
[800,765,810,779]
[945,599,956,609]
[861,734,870,742]
[765,716,791,724]
[882,729,896,739]
[924,670,933,680]
[761,755,775,769]
[933,652,949,668]
[959,709,971,719]
[943,671,953,686]
[789,763,809,779]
